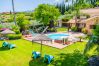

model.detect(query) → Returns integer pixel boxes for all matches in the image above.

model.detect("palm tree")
[61,0,66,14]
[84,24,99,55]
[72,0,85,31]
[84,35,99,54]
[12,0,17,25]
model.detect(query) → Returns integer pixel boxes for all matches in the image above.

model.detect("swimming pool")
[47,33,69,40]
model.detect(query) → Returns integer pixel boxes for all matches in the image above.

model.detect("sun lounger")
[43,55,54,64]
[2,42,9,47]
[8,44,16,49]
[32,51,41,59]
[2,42,16,49]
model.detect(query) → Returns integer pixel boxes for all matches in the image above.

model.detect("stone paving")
[23,32,86,49]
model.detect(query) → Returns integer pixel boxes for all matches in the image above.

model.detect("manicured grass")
[56,27,68,32]
[0,39,87,66]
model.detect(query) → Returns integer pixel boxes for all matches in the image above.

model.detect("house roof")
[67,19,86,24]
[81,8,99,17]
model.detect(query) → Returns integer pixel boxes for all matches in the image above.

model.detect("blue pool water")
[47,33,69,40]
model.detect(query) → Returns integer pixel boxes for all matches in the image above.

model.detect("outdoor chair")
[2,42,9,47]
[43,54,54,64]
[2,42,16,49]
[32,51,41,59]
[8,44,16,49]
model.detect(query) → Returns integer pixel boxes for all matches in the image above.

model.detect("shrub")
[11,25,20,34]
[96,1,99,6]
[77,15,80,19]
[56,27,67,32]
[50,28,56,32]
[0,24,3,29]
[65,11,69,14]
[71,26,78,32]
[82,13,90,18]
[14,30,20,34]
[62,18,69,22]
[82,28,87,34]
[6,34,22,40]
[54,50,88,66]
[86,14,90,18]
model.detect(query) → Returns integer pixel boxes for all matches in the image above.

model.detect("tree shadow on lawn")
[29,50,89,66]
[29,57,48,66]
[0,47,10,51]
[52,50,89,66]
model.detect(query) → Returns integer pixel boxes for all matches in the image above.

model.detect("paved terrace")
[23,37,68,49]
[23,32,85,49]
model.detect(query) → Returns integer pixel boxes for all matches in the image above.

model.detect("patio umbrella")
[0,29,15,34]
[0,28,10,31]
[32,34,52,56]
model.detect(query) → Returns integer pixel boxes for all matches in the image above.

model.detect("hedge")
[6,34,22,40]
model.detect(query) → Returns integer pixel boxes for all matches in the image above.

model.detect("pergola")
[32,34,52,56]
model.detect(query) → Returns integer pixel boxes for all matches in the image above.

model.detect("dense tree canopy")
[96,1,99,6]
[33,4,60,25]
[16,14,30,31]
[7,15,14,22]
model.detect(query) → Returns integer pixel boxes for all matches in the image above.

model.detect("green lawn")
[0,39,88,66]
[56,27,68,32]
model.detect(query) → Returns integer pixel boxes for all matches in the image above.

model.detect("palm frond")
[84,40,95,54]
[95,45,99,55]
[84,36,97,54]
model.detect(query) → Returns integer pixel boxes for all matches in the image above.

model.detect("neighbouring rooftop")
[81,8,99,17]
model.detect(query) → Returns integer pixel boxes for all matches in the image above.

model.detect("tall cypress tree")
[55,0,66,14]
[61,0,66,14]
